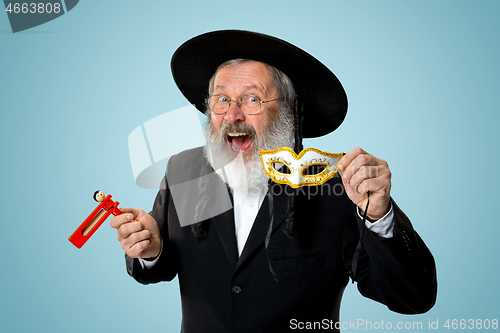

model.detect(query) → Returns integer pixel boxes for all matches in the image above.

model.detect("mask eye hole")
[272,163,291,175]
[303,164,327,176]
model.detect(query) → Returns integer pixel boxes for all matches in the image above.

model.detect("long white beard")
[204,107,294,192]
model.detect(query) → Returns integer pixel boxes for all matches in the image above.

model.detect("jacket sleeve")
[125,175,180,284]
[343,198,437,314]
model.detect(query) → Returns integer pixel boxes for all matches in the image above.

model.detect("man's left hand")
[337,147,391,220]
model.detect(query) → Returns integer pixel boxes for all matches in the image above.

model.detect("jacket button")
[232,285,242,294]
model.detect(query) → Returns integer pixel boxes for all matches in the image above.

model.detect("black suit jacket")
[126,147,437,332]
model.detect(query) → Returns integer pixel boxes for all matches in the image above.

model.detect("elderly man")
[111,30,436,332]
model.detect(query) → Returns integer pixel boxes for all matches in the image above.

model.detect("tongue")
[232,135,252,151]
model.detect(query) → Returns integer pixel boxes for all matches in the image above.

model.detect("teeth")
[228,132,248,137]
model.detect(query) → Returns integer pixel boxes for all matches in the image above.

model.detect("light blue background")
[1,1,499,332]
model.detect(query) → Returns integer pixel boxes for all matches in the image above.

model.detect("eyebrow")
[213,84,268,94]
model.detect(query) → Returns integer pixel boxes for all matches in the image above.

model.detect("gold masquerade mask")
[259,147,343,188]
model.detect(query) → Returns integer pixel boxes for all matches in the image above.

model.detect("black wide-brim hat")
[171,30,347,138]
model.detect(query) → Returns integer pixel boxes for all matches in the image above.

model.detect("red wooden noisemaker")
[69,191,122,248]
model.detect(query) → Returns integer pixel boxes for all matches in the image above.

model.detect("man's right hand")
[110,207,162,261]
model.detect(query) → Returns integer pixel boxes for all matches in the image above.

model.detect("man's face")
[210,61,279,158]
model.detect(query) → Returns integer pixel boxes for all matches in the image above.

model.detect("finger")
[117,221,145,241]
[121,229,152,251]
[338,147,366,175]
[117,207,142,217]
[348,165,385,190]
[110,213,134,229]
[127,238,152,258]
[357,173,391,195]
[342,153,380,183]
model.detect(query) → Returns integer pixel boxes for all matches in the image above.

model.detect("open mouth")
[227,132,253,153]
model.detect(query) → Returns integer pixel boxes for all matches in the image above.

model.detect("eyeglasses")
[208,94,279,115]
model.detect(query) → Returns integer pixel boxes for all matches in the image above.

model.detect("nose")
[224,100,246,123]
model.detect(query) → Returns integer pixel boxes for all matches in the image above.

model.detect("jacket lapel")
[235,184,288,272]
[212,193,239,269]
